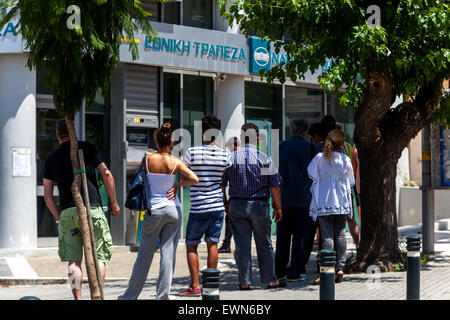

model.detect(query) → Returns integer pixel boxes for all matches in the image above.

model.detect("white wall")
[398,187,450,226]
[0,54,37,249]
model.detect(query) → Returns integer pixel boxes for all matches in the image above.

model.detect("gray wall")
[0,54,37,249]
[109,64,127,245]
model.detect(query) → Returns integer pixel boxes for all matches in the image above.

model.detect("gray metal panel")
[124,64,159,128]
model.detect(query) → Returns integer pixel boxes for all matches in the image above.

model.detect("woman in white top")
[119,122,199,300]
[308,129,355,284]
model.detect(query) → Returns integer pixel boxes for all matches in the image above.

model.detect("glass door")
[245,81,282,235]
[181,74,213,235]
[36,108,60,242]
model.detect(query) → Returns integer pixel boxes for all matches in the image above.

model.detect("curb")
[0,277,130,286]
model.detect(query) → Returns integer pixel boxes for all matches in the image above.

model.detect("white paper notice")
[12,147,32,177]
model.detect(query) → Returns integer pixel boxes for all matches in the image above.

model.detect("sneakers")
[180,287,202,297]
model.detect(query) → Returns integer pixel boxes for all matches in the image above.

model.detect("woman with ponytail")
[307,129,355,284]
[119,122,199,300]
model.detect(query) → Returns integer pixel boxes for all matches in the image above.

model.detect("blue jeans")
[229,199,277,286]
[317,214,348,271]
[185,210,224,245]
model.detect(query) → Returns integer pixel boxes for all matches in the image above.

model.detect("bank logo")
[254,46,270,67]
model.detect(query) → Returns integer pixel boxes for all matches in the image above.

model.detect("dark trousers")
[275,207,311,279]
[303,217,322,272]
[221,213,233,248]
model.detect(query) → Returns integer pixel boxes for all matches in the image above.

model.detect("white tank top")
[145,155,181,210]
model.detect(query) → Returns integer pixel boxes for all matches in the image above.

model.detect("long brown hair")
[323,129,346,162]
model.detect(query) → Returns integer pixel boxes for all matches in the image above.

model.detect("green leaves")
[2,0,157,117]
[218,0,450,111]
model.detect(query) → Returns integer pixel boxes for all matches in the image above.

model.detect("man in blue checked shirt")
[221,123,283,290]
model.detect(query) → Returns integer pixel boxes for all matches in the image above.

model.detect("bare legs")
[68,260,106,300]
[186,242,219,290]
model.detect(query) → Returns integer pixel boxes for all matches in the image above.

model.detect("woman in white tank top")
[119,123,199,300]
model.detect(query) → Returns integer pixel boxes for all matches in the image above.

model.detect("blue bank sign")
[249,36,332,78]
[119,22,249,75]
[145,36,246,62]
[0,20,22,53]
[0,22,18,38]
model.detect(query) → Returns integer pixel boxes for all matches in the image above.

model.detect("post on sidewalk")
[406,234,421,300]
[201,268,220,300]
[421,124,435,254]
[319,249,336,300]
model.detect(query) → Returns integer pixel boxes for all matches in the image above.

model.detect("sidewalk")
[1,220,450,300]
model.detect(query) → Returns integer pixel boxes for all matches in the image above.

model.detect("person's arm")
[351,145,358,175]
[97,162,120,216]
[270,186,282,223]
[221,167,230,214]
[166,161,199,200]
[43,178,60,221]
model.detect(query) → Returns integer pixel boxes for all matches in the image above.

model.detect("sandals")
[335,271,344,283]
[312,277,320,285]
[312,271,344,285]
[239,285,252,290]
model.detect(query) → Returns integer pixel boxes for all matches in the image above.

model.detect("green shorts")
[58,207,113,262]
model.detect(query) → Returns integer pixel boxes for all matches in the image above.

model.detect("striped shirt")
[184,144,231,214]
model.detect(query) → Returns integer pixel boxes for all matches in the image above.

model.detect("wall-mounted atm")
[110,63,161,246]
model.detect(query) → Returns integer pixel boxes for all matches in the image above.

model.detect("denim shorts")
[185,210,224,245]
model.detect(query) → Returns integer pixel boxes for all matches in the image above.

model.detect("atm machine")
[110,63,161,249]
[124,116,158,250]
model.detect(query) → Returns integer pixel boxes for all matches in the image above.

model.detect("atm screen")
[127,129,149,146]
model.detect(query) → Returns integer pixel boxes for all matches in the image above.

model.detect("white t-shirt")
[307,152,355,221]
[184,144,231,214]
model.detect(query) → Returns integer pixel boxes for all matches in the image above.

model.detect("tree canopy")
[0,0,157,117]
[219,0,450,113]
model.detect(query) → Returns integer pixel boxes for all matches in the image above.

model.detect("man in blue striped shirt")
[181,115,231,296]
[221,123,283,290]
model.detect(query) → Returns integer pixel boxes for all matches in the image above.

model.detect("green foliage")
[395,236,433,272]
[218,0,450,112]
[0,0,159,118]
[430,90,450,126]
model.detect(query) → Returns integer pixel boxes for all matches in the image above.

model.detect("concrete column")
[215,74,245,144]
[109,64,127,245]
[0,54,37,249]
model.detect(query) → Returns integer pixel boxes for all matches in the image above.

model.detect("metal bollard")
[19,296,41,300]
[319,249,336,300]
[201,268,220,300]
[406,234,421,300]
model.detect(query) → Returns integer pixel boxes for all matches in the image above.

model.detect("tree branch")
[381,82,443,154]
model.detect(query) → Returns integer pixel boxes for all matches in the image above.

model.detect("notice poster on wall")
[441,127,450,186]
[12,147,31,177]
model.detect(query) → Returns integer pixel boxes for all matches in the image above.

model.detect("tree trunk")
[353,149,402,272]
[65,117,102,300]
[347,70,443,273]
[347,70,402,272]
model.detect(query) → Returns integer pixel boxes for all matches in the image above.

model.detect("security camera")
[216,73,227,81]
